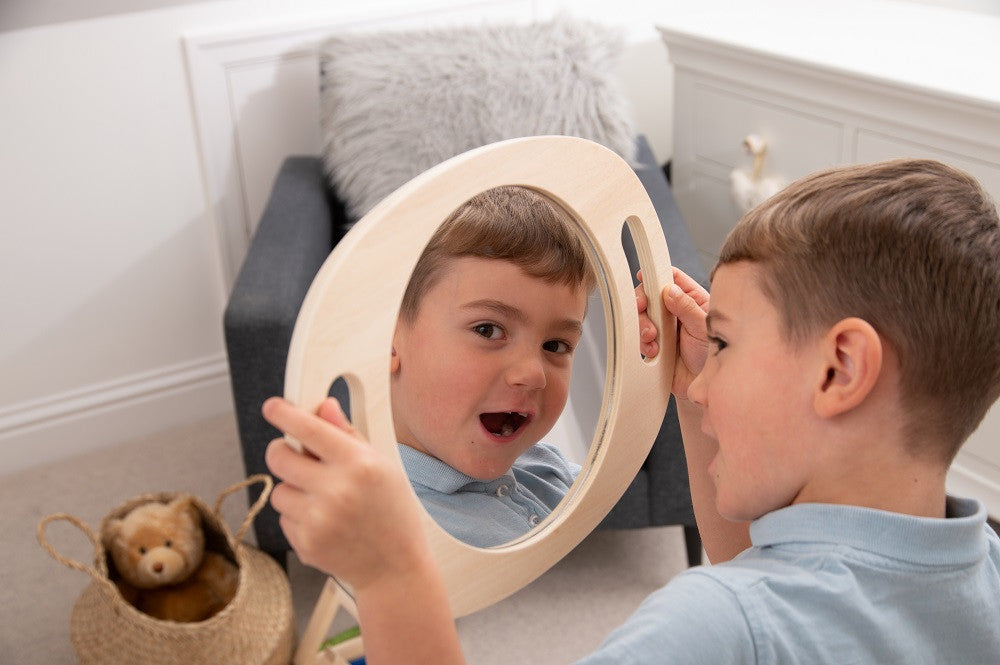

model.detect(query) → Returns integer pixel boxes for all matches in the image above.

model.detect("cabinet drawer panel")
[693,84,843,179]
[855,131,1000,204]
[675,170,741,264]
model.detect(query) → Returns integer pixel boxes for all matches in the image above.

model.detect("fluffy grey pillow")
[318,17,636,220]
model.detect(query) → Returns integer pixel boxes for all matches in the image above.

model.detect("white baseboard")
[0,355,234,476]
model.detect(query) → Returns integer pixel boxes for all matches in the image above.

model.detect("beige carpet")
[0,413,688,664]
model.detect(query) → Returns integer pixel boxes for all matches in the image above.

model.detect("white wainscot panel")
[184,1,533,288]
[228,56,325,237]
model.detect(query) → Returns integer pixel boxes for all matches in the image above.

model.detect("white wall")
[0,0,675,474]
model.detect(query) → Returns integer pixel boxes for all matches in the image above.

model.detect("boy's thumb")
[318,398,354,432]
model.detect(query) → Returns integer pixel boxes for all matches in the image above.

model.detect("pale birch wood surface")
[284,136,675,662]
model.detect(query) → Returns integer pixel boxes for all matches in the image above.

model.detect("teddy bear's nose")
[153,562,164,573]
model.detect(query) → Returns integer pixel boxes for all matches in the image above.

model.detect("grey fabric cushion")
[319,16,636,219]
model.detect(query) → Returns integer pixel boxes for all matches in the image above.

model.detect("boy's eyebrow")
[705,311,729,333]
[462,298,584,335]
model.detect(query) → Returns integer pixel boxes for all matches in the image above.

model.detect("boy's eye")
[543,339,573,354]
[473,323,503,340]
[707,335,728,353]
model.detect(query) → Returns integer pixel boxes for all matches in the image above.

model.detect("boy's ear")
[813,317,883,419]
[390,326,402,374]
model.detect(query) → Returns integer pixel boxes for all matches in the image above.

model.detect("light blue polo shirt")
[576,496,1000,664]
[399,442,581,548]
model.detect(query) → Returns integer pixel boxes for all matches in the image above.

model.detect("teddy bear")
[101,495,239,622]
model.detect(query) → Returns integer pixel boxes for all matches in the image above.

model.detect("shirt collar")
[749,496,989,567]
[397,443,513,494]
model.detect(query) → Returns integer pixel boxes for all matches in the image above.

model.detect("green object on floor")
[319,625,361,652]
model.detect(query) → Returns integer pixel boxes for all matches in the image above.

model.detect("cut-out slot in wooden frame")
[284,136,675,664]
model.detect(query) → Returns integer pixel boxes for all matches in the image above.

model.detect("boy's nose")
[688,369,707,407]
[505,353,547,390]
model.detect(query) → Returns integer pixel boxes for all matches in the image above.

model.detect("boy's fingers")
[664,283,708,336]
[636,273,661,356]
[671,267,709,310]
[268,477,308,521]
[317,397,356,433]
[635,283,649,314]
[265,437,323,490]
[262,397,359,462]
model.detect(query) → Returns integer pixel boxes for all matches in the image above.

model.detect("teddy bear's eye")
[164,540,172,548]
[139,546,147,555]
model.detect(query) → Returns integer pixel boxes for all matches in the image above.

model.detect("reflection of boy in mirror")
[264,158,1000,663]
[390,185,597,547]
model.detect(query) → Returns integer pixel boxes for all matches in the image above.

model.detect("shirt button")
[529,515,541,526]
[496,485,510,498]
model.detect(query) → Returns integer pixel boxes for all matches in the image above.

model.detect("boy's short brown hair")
[719,158,1000,460]
[399,185,597,322]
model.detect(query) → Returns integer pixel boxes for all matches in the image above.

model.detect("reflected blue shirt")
[575,496,1000,664]
[398,442,581,548]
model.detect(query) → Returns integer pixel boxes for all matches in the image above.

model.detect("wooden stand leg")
[295,577,365,665]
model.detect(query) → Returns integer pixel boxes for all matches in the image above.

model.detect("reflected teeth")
[481,411,530,438]
[500,412,528,438]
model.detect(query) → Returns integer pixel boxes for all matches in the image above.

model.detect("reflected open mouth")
[480,412,529,438]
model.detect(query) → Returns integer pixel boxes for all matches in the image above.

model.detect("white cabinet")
[658,0,1000,517]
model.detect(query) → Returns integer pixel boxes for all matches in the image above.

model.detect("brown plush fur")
[101,496,239,622]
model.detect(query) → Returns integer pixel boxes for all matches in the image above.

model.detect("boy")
[300,185,595,548]
[389,185,596,546]
[264,158,1000,663]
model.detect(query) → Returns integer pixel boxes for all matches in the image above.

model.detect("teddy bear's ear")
[168,495,201,526]
[101,519,123,550]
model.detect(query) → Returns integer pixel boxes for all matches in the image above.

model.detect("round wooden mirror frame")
[285,135,675,619]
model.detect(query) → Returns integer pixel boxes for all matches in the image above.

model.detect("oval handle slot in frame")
[285,136,675,664]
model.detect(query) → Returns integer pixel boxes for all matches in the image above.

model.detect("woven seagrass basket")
[37,474,295,665]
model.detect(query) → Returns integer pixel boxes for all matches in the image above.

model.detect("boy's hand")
[264,397,467,664]
[637,267,710,401]
[636,270,661,359]
[263,397,429,591]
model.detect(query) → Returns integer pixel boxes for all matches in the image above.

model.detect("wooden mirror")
[284,136,675,664]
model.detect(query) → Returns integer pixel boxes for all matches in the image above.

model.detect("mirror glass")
[388,185,609,548]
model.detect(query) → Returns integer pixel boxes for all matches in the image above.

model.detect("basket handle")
[36,513,113,588]
[213,474,274,542]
